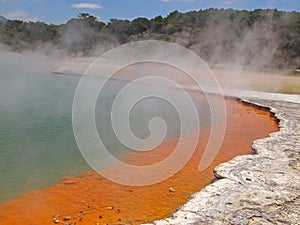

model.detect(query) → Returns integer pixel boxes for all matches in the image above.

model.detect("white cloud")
[3,9,42,21]
[71,3,102,9]
[162,0,195,2]
[222,0,238,5]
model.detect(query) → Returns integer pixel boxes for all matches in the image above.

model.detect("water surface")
[0,53,212,202]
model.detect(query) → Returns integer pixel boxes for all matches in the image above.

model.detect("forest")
[0,8,299,70]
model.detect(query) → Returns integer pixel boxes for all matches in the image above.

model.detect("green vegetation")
[0,9,299,70]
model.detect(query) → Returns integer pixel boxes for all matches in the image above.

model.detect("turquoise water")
[0,54,89,202]
[0,53,212,203]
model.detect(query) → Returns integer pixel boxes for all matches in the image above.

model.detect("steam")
[185,11,281,71]
[0,9,298,201]
[174,10,297,92]
[0,9,298,93]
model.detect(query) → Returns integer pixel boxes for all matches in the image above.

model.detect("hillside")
[0,9,299,70]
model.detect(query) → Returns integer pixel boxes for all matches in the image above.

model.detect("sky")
[0,0,299,24]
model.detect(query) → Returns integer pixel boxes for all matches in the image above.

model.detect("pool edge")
[145,92,300,225]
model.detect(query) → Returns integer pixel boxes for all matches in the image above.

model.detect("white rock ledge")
[145,92,300,225]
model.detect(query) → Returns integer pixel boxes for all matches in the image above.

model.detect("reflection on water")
[0,54,213,203]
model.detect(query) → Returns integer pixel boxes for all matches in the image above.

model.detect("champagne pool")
[0,53,278,225]
[0,53,214,203]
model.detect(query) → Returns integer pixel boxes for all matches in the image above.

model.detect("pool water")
[0,53,213,203]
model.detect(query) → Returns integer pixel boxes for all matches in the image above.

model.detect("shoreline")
[146,92,300,225]
[1,52,299,224]
[0,96,278,225]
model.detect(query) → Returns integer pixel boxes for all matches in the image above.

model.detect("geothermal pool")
[0,53,220,202]
[0,53,278,224]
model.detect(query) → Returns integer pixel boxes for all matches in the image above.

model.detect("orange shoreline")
[0,97,278,225]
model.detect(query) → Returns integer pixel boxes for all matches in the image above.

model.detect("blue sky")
[0,0,299,24]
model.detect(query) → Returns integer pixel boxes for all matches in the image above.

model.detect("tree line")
[0,9,299,70]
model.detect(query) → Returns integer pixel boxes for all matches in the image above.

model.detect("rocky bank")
[145,92,300,225]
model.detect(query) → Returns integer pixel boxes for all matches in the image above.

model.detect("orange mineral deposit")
[0,97,278,225]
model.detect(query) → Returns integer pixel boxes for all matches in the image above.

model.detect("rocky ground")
[145,92,300,225]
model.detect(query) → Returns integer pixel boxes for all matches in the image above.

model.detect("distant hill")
[0,16,7,24]
[0,9,299,70]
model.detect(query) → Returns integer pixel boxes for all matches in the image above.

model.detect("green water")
[0,54,89,202]
[0,53,212,203]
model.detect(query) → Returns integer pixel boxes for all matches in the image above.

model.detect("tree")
[0,10,299,69]
[129,17,151,35]
[107,19,131,43]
